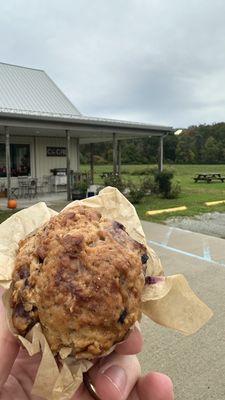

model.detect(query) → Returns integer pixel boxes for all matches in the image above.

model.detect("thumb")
[90,353,141,400]
[0,287,20,388]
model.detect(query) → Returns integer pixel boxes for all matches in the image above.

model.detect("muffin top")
[10,206,147,359]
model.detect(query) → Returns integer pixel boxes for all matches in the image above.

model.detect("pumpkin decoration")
[7,199,17,209]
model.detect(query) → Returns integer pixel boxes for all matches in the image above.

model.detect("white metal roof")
[0,62,81,117]
[0,62,173,137]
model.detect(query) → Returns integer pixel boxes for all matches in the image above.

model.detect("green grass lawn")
[81,163,225,222]
[0,209,19,224]
[1,164,225,225]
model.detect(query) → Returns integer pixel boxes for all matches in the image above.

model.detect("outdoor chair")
[28,178,38,198]
[37,175,51,194]
[17,176,29,198]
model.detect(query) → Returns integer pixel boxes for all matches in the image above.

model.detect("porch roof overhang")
[0,111,174,143]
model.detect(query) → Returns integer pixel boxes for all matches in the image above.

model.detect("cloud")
[1,0,225,127]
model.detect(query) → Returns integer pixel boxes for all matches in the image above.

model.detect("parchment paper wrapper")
[0,187,213,399]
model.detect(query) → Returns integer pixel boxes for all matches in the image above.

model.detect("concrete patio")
[0,192,69,212]
[140,221,225,400]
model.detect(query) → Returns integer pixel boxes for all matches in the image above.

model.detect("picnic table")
[100,172,119,179]
[193,172,225,183]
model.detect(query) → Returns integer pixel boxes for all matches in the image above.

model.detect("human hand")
[0,287,174,400]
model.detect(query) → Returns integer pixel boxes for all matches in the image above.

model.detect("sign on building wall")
[46,147,66,157]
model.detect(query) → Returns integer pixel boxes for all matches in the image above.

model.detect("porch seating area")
[0,171,93,199]
[0,177,38,199]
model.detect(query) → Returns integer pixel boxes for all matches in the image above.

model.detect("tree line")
[80,122,225,164]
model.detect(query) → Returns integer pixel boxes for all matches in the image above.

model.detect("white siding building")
[0,62,173,199]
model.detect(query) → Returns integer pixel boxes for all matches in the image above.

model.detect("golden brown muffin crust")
[10,206,147,359]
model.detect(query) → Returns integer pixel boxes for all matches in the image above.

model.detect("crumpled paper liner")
[0,187,213,399]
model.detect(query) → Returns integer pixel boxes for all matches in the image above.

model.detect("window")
[0,144,30,177]
[0,144,6,177]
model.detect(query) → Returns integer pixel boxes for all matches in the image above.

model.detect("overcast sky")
[1,0,225,128]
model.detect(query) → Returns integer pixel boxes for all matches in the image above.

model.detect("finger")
[128,372,174,400]
[0,288,20,388]
[72,382,94,400]
[115,324,143,355]
[89,353,141,400]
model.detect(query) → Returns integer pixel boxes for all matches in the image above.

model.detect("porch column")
[90,143,94,184]
[66,130,71,201]
[113,132,118,175]
[33,136,37,178]
[158,136,164,173]
[76,138,80,172]
[5,126,11,200]
[117,140,121,175]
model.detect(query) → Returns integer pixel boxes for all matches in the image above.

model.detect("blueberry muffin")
[10,206,147,359]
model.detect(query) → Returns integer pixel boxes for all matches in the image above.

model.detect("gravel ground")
[166,212,225,239]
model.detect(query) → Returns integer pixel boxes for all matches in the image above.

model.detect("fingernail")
[100,366,127,394]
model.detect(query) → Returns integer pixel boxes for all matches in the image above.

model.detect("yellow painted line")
[146,206,187,216]
[205,200,225,206]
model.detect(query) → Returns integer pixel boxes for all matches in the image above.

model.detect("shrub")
[103,173,126,193]
[73,181,88,194]
[140,176,156,194]
[167,181,181,199]
[129,188,145,204]
[125,182,145,204]
[154,170,174,198]
[126,177,155,204]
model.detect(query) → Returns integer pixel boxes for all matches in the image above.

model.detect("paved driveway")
[139,221,225,400]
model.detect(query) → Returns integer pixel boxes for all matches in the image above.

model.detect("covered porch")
[0,112,173,201]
